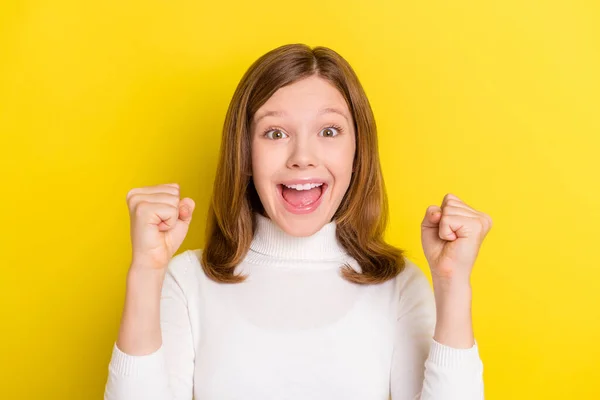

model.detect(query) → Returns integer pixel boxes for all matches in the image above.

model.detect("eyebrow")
[319,107,350,122]
[254,110,285,124]
[253,107,350,124]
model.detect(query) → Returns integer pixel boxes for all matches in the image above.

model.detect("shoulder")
[166,248,203,276]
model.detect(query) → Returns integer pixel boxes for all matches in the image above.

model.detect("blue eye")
[320,126,341,137]
[265,129,288,140]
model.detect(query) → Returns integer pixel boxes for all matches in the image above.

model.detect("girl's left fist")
[421,193,493,282]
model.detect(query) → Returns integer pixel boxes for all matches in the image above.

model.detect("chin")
[274,210,330,237]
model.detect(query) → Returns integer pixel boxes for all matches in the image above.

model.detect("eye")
[319,126,342,137]
[264,129,288,140]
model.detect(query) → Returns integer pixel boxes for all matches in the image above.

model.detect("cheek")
[251,142,282,184]
[250,141,267,176]
[329,140,356,178]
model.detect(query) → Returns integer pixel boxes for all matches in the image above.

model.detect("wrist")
[431,276,475,348]
[433,278,472,311]
[117,263,166,355]
[126,265,166,296]
[128,262,167,279]
[431,271,471,289]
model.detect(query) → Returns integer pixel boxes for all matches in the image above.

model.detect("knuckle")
[446,199,460,207]
[126,188,138,202]
[163,195,179,208]
[477,218,487,231]
[167,183,180,192]
[127,193,140,204]
[134,200,150,217]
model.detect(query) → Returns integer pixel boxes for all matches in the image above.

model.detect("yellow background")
[1,0,599,398]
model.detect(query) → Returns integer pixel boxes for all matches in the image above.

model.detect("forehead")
[253,75,350,122]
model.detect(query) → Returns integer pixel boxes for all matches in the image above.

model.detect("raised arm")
[391,193,492,399]
[104,183,196,400]
[390,262,484,400]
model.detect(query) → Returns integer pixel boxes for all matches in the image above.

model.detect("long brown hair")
[202,43,406,284]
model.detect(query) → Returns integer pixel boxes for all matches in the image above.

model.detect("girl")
[105,43,492,399]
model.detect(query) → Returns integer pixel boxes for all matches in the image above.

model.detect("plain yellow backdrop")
[1,0,599,398]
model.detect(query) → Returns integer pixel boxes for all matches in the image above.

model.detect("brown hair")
[201,43,406,284]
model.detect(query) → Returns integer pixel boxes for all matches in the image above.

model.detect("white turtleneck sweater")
[104,213,484,400]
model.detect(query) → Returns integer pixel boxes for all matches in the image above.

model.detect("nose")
[286,135,318,170]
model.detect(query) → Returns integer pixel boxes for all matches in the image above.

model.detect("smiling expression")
[250,75,356,237]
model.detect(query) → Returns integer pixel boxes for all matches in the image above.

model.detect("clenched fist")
[421,193,492,283]
[126,183,195,271]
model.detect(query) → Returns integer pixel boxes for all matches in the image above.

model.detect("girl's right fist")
[126,183,195,270]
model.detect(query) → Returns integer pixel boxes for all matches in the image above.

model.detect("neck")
[248,212,348,261]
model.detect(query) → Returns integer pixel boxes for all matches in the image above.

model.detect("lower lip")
[278,184,327,215]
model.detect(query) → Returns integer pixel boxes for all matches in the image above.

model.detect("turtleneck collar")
[247,212,348,261]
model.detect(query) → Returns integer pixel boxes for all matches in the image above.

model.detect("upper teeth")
[284,183,323,191]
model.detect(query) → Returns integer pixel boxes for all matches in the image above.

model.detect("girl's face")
[251,75,356,237]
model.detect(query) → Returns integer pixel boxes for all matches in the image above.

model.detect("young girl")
[105,44,492,400]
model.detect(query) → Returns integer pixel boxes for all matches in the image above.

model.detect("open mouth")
[277,183,328,213]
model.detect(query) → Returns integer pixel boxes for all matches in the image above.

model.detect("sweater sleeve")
[390,261,484,400]
[104,251,196,400]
